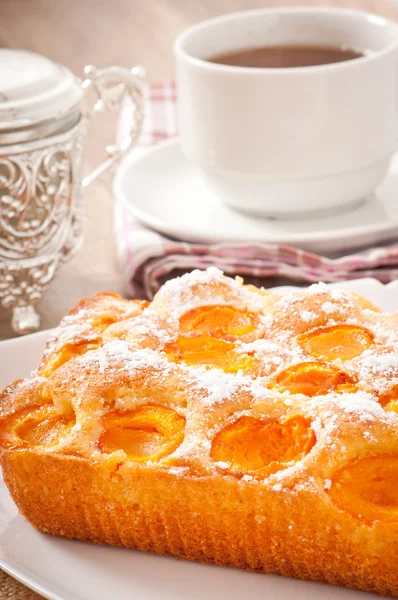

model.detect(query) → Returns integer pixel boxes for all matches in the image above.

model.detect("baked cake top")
[1,268,397,525]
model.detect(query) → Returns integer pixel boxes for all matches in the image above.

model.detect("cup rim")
[174,6,398,74]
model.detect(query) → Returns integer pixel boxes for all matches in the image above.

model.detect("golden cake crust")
[1,269,398,596]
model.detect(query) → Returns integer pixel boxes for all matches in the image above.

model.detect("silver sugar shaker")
[0,49,145,335]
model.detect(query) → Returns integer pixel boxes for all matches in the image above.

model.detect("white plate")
[114,139,398,254]
[1,278,398,600]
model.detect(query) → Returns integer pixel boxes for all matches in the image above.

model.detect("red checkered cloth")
[115,82,398,299]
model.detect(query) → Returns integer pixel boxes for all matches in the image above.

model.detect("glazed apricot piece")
[0,404,75,448]
[39,341,100,377]
[211,414,315,477]
[329,455,398,523]
[179,305,257,339]
[379,387,398,414]
[99,404,185,462]
[39,311,127,377]
[298,325,373,361]
[269,361,356,397]
[165,335,256,373]
[350,292,380,312]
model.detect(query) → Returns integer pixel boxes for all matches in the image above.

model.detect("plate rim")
[114,138,398,247]
[0,557,63,600]
[0,328,53,348]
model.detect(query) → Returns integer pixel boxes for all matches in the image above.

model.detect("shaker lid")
[0,49,83,131]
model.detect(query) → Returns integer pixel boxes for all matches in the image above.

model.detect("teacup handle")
[81,64,145,189]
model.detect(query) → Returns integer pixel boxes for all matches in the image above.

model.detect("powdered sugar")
[63,308,89,322]
[165,267,226,290]
[301,310,317,322]
[321,301,338,314]
[307,282,329,294]
[369,323,398,346]
[358,352,398,375]
[311,417,323,439]
[331,390,386,420]
[307,283,345,302]
[249,379,274,401]
[79,341,164,376]
[27,375,47,386]
[239,339,281,354]
[45,310,92,354]
[271,482,283,491]
[167,466,190,476]
[155,268,228,318]
[215,461,229,469]
[330,289,346,302]
[274,285,353,331]
[152,267,265,319]
[188,366,250,405]
[275,293,299,309]
[132,318,172,345]
[238,339,304,374]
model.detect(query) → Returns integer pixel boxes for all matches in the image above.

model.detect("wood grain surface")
[0,0,397,597]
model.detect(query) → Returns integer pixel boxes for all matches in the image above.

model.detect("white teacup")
[174,7,398,217]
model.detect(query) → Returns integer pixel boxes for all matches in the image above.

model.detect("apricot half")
[211,414,315,477]
[179,305,257,339]
[329,455,398,523]
[298,325,373,361]
[39,341,100,377]
[99,404,185,462]
[350,293,380,312]
[165,335,256,373]
[269,361,356,397]
[0,404,75,448]
[379,387,398,414]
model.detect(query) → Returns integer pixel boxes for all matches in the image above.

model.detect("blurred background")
[0,0,393,80]
[0,0,396,339]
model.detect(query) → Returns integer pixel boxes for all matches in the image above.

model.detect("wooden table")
[0,0,397,596]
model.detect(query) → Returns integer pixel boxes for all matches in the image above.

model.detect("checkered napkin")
[115,81,398,299]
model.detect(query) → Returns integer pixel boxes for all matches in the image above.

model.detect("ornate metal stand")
[0,65,144,335]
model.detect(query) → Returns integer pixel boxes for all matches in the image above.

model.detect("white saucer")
[114,139,398,254]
